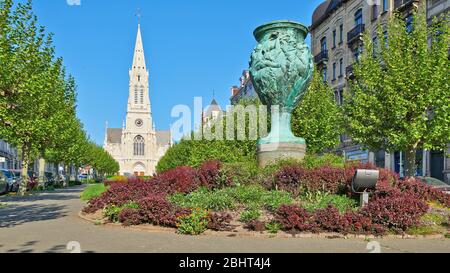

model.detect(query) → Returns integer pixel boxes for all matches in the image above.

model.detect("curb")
[78,211,447,240]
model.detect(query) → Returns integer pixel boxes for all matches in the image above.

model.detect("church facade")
[104,24,171,176]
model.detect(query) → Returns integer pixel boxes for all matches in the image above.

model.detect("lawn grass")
[407,212,448,236]
[80,184,108,201]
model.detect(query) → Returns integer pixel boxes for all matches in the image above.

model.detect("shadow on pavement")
[0,186,85,203]
[0,203,67,228]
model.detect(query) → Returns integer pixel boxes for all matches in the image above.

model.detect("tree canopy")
[343,9,450,176]
[0,0,119,193]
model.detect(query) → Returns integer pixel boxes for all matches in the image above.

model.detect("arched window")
[133,135,145,156]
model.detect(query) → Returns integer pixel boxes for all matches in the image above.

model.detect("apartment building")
[310,0,449,182]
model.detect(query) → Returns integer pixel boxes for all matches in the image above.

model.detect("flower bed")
[83,160,450,236]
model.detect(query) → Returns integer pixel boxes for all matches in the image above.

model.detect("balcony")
[314,50,329,65]
[394,0,419,12]
[347,24,365,45]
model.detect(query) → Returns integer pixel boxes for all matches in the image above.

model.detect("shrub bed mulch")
[82,160,450,237]
[78,210,447,239]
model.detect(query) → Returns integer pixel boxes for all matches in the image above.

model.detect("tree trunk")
[64,165,69,187]
[404,147,417,178]
[75,165,79,183]
[19,149,29,196]
[38,158,46,187]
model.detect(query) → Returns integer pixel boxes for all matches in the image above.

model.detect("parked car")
[416,176,450,194]
[0,169,15,192]
[44,172,56,188]
[0,171,8,194]
[9,170,21,193]
[78,173,88,180]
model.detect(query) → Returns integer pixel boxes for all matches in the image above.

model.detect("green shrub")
[104,205,122,222]
[177,209,209,235]
[82,178,98,184]
[262,190,294,212]
[301,191,358,213]
[169,188,236,211]
[156,138,257,173]
[301,154,344,169]
[104,202,139,223]
[169,185,294,213]
[222,161,260,186]
[80,184,108,201]
[265,221,282,234]
[240,209,261,223]
[228,185,266,206]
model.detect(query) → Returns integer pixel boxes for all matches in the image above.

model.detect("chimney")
[231,86,240,96]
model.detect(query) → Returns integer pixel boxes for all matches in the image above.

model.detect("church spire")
[132,23,146,71]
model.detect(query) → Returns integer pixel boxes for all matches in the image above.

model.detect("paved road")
[0,186,449,253]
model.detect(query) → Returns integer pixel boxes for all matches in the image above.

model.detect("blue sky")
[27,0,323,144]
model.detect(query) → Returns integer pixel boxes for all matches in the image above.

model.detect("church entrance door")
[133,163,146,177]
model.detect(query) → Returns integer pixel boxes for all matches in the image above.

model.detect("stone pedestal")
[257,142,306,168]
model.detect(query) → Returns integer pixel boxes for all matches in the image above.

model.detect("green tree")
[0,0,114,192]
[0,0,65,194]
[292,67,343,154]
[343,10,450,176]
[156,99,264,173]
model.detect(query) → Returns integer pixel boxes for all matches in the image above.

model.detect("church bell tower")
[122,23,157,176]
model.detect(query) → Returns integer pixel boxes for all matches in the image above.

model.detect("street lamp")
[352,169,380,208]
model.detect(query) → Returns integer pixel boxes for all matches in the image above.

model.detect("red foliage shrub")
[118,208,143,226]
[207,212,233,231]
[299,166,348,194]
[361,192,429,233]
[311,205,346,233]
[273,166,304,196]
[151,166,199,195]
[137,195,189,227]
[273,203,389,235]
[83,180,156,213]
[273,165,352,196]
[84,166,198,214]
[244,220,266,232]
[197,160,231,190]
[341,211,386,235]
[394,178,450,207]
[274,205,312,232]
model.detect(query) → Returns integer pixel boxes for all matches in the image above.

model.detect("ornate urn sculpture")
[249,21,314,167]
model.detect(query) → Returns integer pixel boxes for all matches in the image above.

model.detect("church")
[104,23,171,176]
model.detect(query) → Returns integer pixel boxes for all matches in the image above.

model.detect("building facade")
[230,70,258,105]
[310,0,449,182]
[104,24,171,176]
[0,139,19,170]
